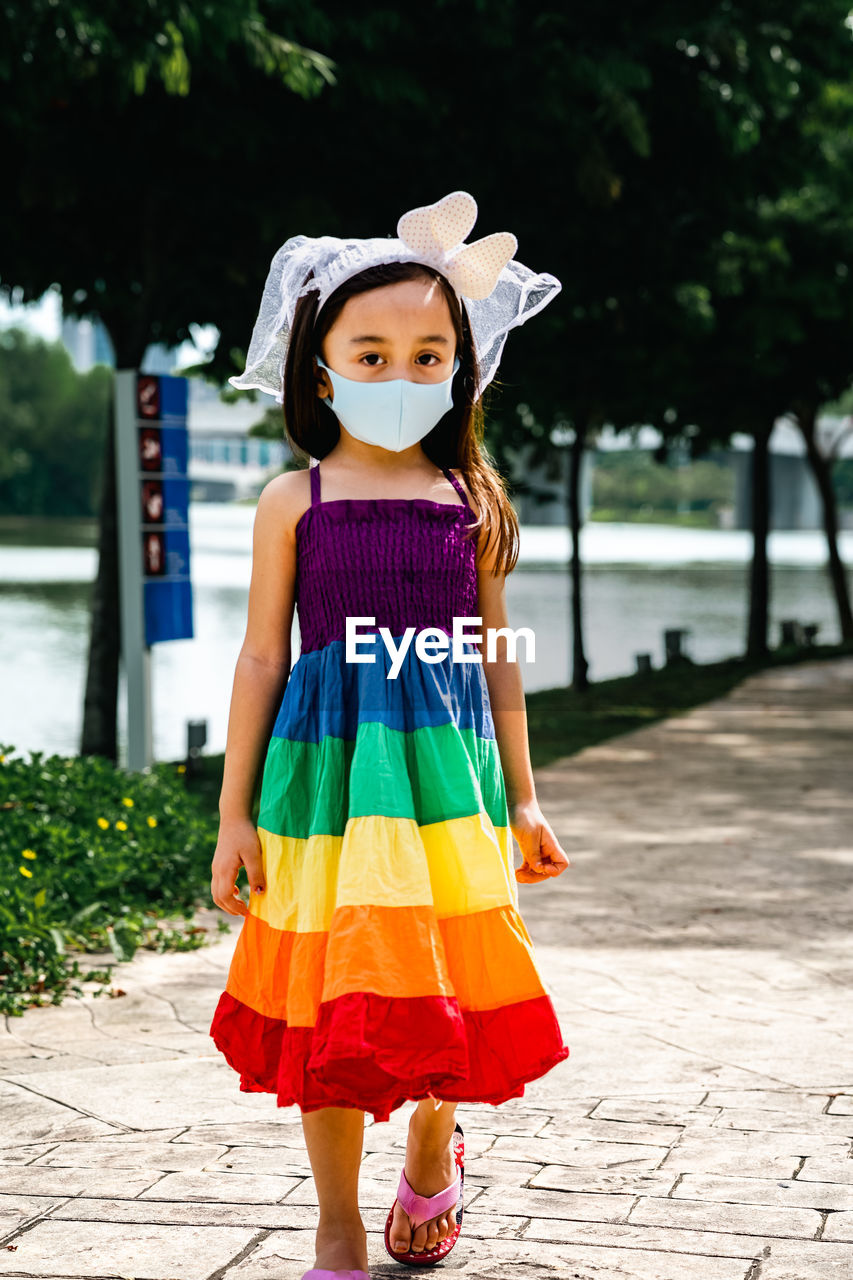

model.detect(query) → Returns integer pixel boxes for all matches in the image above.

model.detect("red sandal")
[383,1121,464,1267]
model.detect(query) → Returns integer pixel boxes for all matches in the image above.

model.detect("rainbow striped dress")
[208,461,569,1122]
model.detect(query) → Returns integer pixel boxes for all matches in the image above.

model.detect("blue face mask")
[316,356,460,452]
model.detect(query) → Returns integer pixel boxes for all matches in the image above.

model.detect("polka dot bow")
[397,191,518,301]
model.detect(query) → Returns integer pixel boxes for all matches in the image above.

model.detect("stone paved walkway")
[1,657,852,1280]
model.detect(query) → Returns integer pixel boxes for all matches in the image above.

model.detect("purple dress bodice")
[294,463,479,654]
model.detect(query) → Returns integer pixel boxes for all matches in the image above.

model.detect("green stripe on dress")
[258,721,508,838]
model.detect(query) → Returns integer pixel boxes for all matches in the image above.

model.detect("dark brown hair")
[281,260,519,575]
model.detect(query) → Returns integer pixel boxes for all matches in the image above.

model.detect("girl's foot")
[312,1213,369,1274]
[388,1105,458,1255]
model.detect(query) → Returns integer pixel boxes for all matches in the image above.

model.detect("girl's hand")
[211,817,266,918]
[510,799,572,884]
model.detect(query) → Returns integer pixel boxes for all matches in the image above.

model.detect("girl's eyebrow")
[348,334,450,345]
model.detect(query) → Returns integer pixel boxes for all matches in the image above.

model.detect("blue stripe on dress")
[271,634,497,743]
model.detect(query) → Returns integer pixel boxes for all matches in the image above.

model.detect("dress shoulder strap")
[310,462,322,505]
[442,466,470,510]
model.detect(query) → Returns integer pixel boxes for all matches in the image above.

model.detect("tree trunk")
[794,401,853,642]
[567,420,589,691]
[746,419,772,659]
[79,392,120,760]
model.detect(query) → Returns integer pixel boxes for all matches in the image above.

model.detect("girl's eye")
[361,353,383,366]
[416,354,440,365]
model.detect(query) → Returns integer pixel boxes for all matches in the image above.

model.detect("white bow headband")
[228,190,562,402]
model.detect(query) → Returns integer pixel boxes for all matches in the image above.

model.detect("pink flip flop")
[300,1271,371,1280]
[384,1122,465,1267]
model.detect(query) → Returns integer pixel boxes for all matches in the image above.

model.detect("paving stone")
[629,1193,821,1238]
[522,1217,770,1258]
[0,1053,111,1076]
[395,1235,752,1278]
[750,1237,853,1278]
[490,1133,670,1169]
[0,1083,117,1148]
[450,1107,552,1136]
[711,1106,853,1138]
[465,1184,635,1223]
[8,1036,193,1066]
[169,1120,317,1148]
[529,1166,677,1196]
[590,1096,717,1127]
[0,1218,256,1279]
[212,1145,313,1177]
[827,1094,853,1116]
[659,1128,848,1177]
[536,1117,685,1146]
[31,1139,226,1171]
[224,1227,318,1272]
[0,1166,163,1198]
[2,1058,277,1129]
[0,1194,63,1241]
[47,1197,317,1229]
[0,1145,60,1165]
[797,1157,853,1185]
[674,1171,853,1212]
[230,1240,746,1280]
[704,1089,840,1114]
[136,1169,302,1203]
[823,1212,853,1243]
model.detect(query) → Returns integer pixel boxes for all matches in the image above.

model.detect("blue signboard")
[136,374,194,645]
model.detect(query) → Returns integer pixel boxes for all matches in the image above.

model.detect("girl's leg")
[388,1098,460,1256]
[301,1105,369,1273]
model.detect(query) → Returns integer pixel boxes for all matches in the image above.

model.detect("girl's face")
[315,276,457,405]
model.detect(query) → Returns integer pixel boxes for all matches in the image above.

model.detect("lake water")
[1,503,849,764]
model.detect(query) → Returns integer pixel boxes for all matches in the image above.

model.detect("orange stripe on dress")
[226,903,548,1025]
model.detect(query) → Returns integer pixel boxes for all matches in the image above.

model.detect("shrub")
[0,744,227,1015]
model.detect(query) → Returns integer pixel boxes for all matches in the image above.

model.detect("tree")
[0,328,110,518]
[0,1,334,762]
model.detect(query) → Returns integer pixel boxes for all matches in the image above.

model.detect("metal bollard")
[663,628,691,665]
[779,620,803,647]
[185,719,208,779]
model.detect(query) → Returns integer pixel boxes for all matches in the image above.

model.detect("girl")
[209,192,571,1280]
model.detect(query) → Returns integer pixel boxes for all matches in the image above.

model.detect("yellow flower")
[19,866,33,878]
[122,796,134,807]
[176,764,186,774]
[0,753,5,763]
[21,849,37,860]
[97,817,109,829]
[115,820,128,831]
[146,816,158,828]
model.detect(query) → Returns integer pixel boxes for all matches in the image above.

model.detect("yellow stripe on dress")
[252,813,517,934]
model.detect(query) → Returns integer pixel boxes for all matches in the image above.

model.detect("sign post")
[114,371,194,771]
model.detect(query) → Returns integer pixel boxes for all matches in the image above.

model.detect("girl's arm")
[218,474,300,819]
[212,471,304,915]
[473,509,572,885]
